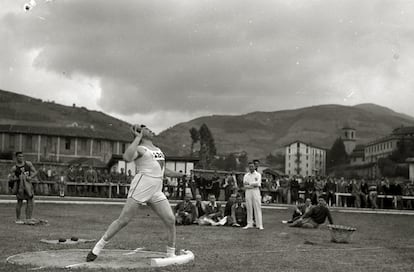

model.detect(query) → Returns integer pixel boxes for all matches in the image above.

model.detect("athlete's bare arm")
[9,166,17,180]
[26,161,37,180]
[123,126,144,162]
[164,168,183,178]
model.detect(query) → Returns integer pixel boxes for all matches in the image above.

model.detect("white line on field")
[240,246,385,254]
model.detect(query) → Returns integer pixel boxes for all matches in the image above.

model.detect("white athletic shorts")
[127,173,167,204]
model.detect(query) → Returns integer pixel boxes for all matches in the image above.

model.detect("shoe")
[242,225,254,229]
[258,226,264,230]
[86,251,98,262]
[281,220,288,224]
[15,220,24,224]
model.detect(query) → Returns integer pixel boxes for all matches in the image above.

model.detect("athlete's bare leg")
[87,198,141,261]
[16,199,23,220]
[102,198,140,241]
[26,198,34,219]
[150,199,176,248]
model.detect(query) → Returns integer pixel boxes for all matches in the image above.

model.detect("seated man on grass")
[282,198,312,224]
[198,194,225,226]
[228,194,247,227]
[289,197,333,228]
[174,194,196,225]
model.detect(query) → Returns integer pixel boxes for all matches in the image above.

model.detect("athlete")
[86,124,182,262]
[9,152,37,224]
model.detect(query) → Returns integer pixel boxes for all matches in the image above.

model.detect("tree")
[189,127,200,155]
[237,152,249,172]
[265,152,285,169]
[199,124,217,169]
[327,138,348,168]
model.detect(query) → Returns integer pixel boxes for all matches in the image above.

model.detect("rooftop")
[0,124,132,142]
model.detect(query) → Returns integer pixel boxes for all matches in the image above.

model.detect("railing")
[1,179,413,209]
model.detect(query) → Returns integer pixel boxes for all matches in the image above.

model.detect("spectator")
[368,180,378,209]
[314,178,324,202]
[76,166,85,196]
[389,180,403,209]
[98,169,111,197]
[211,172,221,200]
[304,178,315,204]
[229,194,247,227]
[242,161,263,230]
[198,194,223,225]
[381,178,392,209]
[290,177,300,204]
[57,170,66,197]
[66,165,76,182]
[324,178,336,206]
[199,174,208,200]
[351,179,362,208]
[37,165,48,182]
[271,177,280,203]
[174,194,196,225]
[194,194,206,220]
[224,194,236,217]
[279,177,290,204]
[223,173,235,201]
[289,197,333,228]
[253,159,260,172]
[360,179,369,208]
[126,169,133,183]
[282,198,312,224]
[109,167,120,197]
[85,165,98,196]
[188,170,197,199]
[403,181,414,209]
[337,178,348,207]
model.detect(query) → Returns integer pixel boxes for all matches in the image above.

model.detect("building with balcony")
[284,141,326,177]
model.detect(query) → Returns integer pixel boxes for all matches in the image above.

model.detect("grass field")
[1,203,414,272]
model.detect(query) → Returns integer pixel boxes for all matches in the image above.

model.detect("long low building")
[0,124,131,163]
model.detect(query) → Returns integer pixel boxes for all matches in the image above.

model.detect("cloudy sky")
[1,0,414,132]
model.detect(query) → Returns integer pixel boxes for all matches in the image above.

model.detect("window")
[122,143,126,153]
[288,148,291,154]
[65,138,71,150]
[306,147,309,153]
[112,142,117,154]
[8,134,15,149]
[297,142,300,148]
[96,140,102,152]
[306,155,309,160]
[80,139,87,151]
[25,135,33,152]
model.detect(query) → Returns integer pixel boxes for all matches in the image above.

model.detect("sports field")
[1,203,413,272]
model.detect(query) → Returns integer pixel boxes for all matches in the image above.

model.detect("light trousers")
[245,188,263,228]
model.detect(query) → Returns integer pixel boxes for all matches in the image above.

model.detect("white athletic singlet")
[134,146,165,178]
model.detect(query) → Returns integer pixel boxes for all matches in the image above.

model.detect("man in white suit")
[242,162,263,230]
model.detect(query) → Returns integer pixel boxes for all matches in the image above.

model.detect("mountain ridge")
[1,89,414,159]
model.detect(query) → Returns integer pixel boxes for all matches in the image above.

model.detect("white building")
[285,141,326,177]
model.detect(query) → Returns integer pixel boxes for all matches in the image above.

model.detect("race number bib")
[152,151,165,161]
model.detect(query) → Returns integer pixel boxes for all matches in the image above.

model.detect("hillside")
[2,89,414,160]
[0,89,132,141]
[155,104,414,159]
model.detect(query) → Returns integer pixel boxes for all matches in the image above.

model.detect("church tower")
[341,125,356,155]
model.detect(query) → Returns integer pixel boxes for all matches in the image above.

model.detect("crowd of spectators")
[31,164,134,198]
[165,171,414,210]
[14,163,414,210]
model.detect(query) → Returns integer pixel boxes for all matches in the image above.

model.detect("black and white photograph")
[1,0,414,271]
